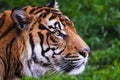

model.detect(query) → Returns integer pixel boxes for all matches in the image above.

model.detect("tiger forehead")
[24,6,74,29]
[43,11,73,27]
[23,6,61,15]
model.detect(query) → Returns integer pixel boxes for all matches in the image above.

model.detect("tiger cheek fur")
[0,0,90,79]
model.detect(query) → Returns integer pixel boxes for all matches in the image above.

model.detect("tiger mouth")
[32,56,87,74]
[62,61,86,73]
[52,57,87,74]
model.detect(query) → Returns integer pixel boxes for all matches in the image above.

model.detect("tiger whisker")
[43,62,70,78]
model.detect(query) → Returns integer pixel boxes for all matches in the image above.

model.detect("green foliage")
[0,0,120,80]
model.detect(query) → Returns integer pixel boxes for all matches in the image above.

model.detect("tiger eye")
[55,30,60,35]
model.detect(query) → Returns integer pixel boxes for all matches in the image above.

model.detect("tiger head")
[11,0,90,77]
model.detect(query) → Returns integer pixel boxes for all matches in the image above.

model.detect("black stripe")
[29,33,37,62]
[34,9,43,14]
[50,36,57,43]
[49,14,56,21]
[0,56,7,79]
[36,7,42,10]
[35,9,50,19]
[45,9,50,14]
[65,58,81,61]
[39,12,48,19]
[27,33,36,74]
[30,28,33,31]
[0,13,6,29]
[27,60,33,76]
[4,38,15,80]
[65,53,78,58]
[53,48,64,55]
[38,32,49,61]
[48,25,55,29]
[38,19,41,23]
[38,32,44,50]
[46,33,50,47]
[29,8,36,14]
[29,33,35,51]
[15,57,23,78]
[59,32,67,39]
[53,44,66,55]
[42,13,47,18]
[0,24,15,39]
[54,22,61,30]
[51,10,59,13]
[39,14,43,19]
[4,44,9,80]
[38,24,49,31]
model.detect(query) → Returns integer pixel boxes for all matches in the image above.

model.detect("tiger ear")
[47,0,59,10]
[11,8,30,30]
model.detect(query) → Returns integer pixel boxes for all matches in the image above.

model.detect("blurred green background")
[0,0,120,80]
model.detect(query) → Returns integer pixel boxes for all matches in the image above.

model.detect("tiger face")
[11,0,90,78]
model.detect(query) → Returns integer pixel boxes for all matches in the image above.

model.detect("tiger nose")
[79,48,90,57]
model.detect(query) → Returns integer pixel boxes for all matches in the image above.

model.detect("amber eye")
[54,30,67,39]
[54,30,60,36]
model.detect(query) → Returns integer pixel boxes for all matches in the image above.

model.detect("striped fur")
[0,0,90,80]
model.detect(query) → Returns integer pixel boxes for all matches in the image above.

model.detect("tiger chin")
[0,0,90,80]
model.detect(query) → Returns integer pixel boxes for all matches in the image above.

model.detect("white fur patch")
[54,1,59,11]
[22,42,49,77]
[68,65,85,75]
[47,19,56,31]
[29,60,48,77]
[47,19,64,31]
[68,54,88,75]
[61,30,66,35]
[34,43,47,63]
[59,22,64,30]
[44,50,53,57]
[54,49,61,54]
[21,41,33,76]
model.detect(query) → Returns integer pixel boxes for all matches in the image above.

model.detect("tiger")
[0,0,90,80]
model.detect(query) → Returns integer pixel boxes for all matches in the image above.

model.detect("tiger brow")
[49,14,57,21]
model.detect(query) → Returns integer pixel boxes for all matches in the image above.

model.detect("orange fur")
[0,1,89,80]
